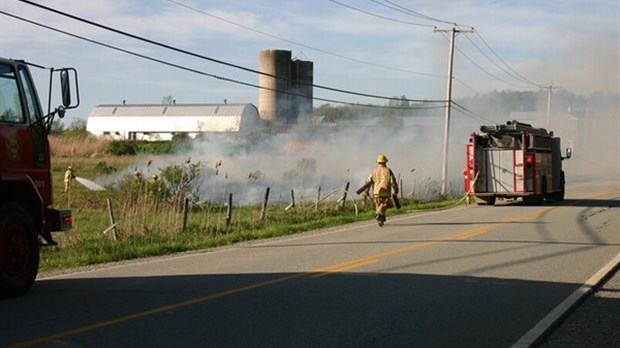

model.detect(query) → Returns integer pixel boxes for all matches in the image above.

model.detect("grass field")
[44,140,461,273]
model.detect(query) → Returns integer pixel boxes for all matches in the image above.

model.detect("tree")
[161,95,175,104]
[68,118,87,132]
[49,118,65,134]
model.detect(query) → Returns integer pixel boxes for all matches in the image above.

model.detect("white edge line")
[510,253,620,348]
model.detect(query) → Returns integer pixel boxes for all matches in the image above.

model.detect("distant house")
[86,103,262,140]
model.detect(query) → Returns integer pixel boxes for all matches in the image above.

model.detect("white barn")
[86,103,261,140]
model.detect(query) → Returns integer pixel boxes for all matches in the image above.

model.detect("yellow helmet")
[377,154,388,163]
[67,166,73,170]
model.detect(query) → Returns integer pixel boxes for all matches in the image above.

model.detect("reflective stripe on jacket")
[367,165,398,198]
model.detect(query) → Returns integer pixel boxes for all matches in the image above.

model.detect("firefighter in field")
[64,166,75,192]
[147,174,162,198]
[365,154,399,226]
[134,169,143,182]
[149,174,159,183]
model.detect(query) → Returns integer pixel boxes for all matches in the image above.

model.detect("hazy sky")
[1,0,618,123]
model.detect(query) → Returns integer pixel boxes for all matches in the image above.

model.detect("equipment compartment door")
[487,149,515,193]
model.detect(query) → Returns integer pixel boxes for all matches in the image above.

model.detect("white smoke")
[124,117,464,206]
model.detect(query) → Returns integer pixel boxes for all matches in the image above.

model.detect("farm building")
[86,103,262,140]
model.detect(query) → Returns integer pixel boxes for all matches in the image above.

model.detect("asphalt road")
[1,180,618,347]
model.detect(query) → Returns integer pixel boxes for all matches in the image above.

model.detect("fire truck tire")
[525,179,546,205]
[557,171,566,201]
[540,178,547,204]
[0,202,40,298]
[476,196,496,205]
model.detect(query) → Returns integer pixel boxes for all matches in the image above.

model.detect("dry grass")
[50,133,109,157]
[42,152,461,272]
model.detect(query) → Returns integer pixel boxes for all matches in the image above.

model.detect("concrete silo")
[291,59,314,124]
[259,49,292,123]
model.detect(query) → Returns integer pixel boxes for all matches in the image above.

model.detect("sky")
[1,0,618,122]
[1,0,618,199]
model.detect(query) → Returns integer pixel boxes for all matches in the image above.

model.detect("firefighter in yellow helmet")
[64,166,75,192]
[365,154,398,226]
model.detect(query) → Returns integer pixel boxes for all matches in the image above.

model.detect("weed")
[41,155,460,273]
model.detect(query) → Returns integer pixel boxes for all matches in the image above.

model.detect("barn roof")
[86,103,261,134]
[89,103,258,117]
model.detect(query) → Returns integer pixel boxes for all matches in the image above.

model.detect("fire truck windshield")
[0,64,25,124]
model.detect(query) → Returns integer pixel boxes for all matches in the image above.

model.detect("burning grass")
[41,156,460,272]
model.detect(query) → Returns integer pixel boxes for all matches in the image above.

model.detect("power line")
[453,77,482,95]
[0,10,447,110]
[328,0,435,28]
[437,31,533,89]
[15,0,444,104]
[473,31,544,88]
[167,0,443,78]
[370,0,458,26]
[363,1,543,90]
[455,44,532,89]
[462,33,529,85]
[452,101,495,124]
[327,0,485,95]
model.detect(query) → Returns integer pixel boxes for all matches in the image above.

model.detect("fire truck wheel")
[475,196,496,206]
[540,179,547,204]
[0,202,40,298]
[558,171,566,201]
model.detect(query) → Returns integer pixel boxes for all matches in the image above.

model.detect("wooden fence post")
[226,193,233,226]
[285,190,295,211]
[182,197,189,233]
[106,198,118,241]
[410,169,416,200]
[338,182,350,209]
[260,187,270,220]
[315,186,321,211]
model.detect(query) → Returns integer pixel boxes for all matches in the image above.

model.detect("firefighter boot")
[376,213,385,227]
[40,230,58,247]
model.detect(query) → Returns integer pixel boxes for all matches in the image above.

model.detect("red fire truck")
[0,57,78,297]
[465,120,571,205]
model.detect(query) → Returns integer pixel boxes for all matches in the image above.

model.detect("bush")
[107,140,182,156]
[95,161,117,174]
[108,141,137,156]
[135,141,176,154]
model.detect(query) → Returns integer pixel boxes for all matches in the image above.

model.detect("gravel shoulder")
[536,263,620,347]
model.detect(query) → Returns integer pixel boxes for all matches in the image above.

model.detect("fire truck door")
[465,143,474,192]
[514,150,524,192]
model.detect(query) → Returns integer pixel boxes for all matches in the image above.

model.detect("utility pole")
[435,26,473,195]
[545,84,561,128]
[546,85,552,128]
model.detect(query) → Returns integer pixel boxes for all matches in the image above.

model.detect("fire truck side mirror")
[60,69,71,107]
[565,148,572,159]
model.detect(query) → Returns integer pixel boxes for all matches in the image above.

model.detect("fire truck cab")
[0,57,78,297]
[465,120,571,205]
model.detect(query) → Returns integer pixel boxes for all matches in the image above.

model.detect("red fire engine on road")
[0,57,78,297]
[465,120,572,206]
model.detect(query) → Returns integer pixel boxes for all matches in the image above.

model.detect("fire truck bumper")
[45,208,73,232]
[474,192,535,199]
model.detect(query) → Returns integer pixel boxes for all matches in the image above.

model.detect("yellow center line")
[10,189,618,347]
